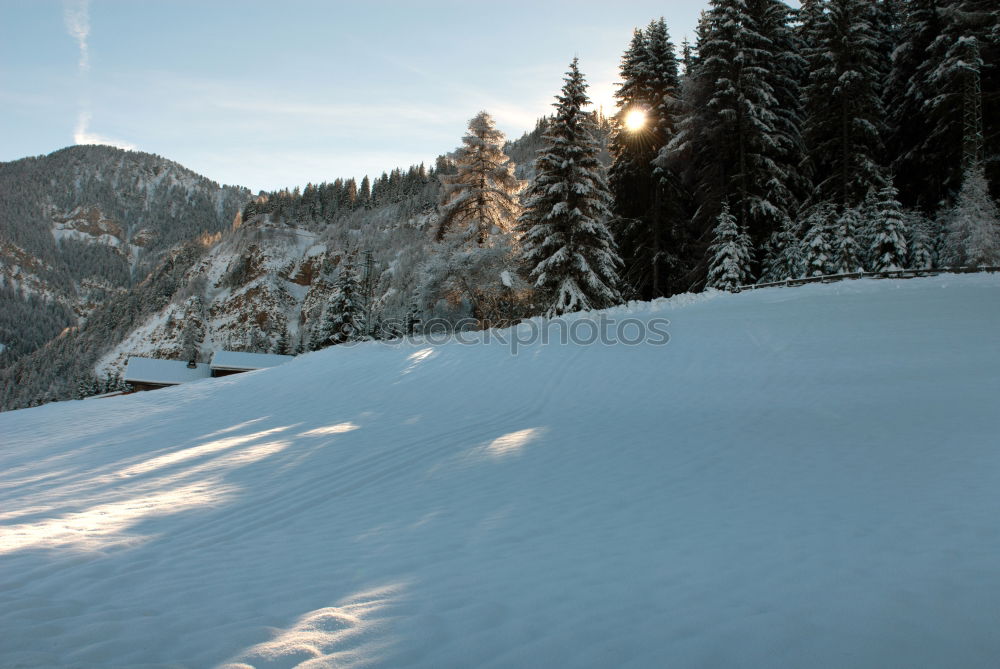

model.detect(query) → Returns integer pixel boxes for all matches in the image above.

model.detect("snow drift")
[2,275,999,668]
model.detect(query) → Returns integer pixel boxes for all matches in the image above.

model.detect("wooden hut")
[209,351,294,378]
[124,357,211,392]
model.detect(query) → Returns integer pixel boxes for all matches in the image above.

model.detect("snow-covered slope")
[1,275,999,668]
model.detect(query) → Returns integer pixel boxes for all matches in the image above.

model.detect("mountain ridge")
[0,144,251,367]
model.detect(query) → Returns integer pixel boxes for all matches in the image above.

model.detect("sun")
[624,109,648,132]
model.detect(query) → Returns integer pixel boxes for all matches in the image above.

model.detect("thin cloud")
[63,0,90,72]
[74,111,136,151]
[209,98,456,127]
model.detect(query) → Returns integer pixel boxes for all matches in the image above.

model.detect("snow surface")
[211,351,295,372]
[2,275,1000,668]
[51,225,124,249]
[123,357,211,385]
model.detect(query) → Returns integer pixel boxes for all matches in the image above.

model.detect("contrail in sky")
[64,0,136,150]
[63,0,90,72]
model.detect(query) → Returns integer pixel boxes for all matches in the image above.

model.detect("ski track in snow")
[1,275,999,668]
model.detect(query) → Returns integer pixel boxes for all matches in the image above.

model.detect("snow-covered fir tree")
[802,204,836,277]
[706,203,755,291]
[700,0,803,245]
[76,376,98,400]
[942,167,1000,266]
[322,255,365,346]
[179,299,204,363]
[802,0,887,207]
[869,181,910,271]
[436,111,522,245]
[857,187,882,260]
[644,18,683,148]
[308,326,324,353]
[608,19,682,298]
[906,210,937,269]
[885,0,952,210]
[833,206,865,274]
[663,0,804,286]
[519,58,623,316]
[275,326,292,355]
[760,216,805,282]
[643,18,687,298]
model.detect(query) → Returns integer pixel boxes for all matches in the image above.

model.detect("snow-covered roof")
[124,357,211,385]
[209,350,294,372]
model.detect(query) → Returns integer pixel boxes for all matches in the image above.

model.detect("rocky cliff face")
[94,218,336,373]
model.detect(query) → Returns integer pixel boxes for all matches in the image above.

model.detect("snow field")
[1,275,999,668]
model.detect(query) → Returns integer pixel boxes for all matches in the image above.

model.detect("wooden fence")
[736,266,1000,292]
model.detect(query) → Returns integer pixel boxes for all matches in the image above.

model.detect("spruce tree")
[665,0,803,277]
[857,187,882,262]
[358,175,372,209]
[180,310,202,363]
[275,327,291,355]
[833,206,865,274]
[308,326,324,352]
[644,18,687,297]
[706,203,755,291]
[608,28,653,241]
[519,58,623,316]
[869,181,910,271]
[103,370,116,394]
[906,210,937,269]
[885,0,950,210]
[608,20,683,299]
[76,376,94,400]
[802,204,836,276]
[323,255,364,345]
[437,111,522,245]
[802,0,887,208]
[761,216,805,282]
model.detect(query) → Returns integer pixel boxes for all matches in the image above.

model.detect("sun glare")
[624,109,648,132]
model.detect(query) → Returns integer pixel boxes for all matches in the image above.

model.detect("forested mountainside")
[0,123,567,411]
[0,145,250,365]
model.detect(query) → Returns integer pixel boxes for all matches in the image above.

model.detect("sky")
[2,0,788,192]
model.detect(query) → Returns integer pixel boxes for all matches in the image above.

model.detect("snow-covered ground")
[2,275,999,668]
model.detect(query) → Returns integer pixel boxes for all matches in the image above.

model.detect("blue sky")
[1,0,787,192]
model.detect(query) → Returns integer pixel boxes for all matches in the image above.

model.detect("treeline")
[242,160,456,227]
[76,372,131,399]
